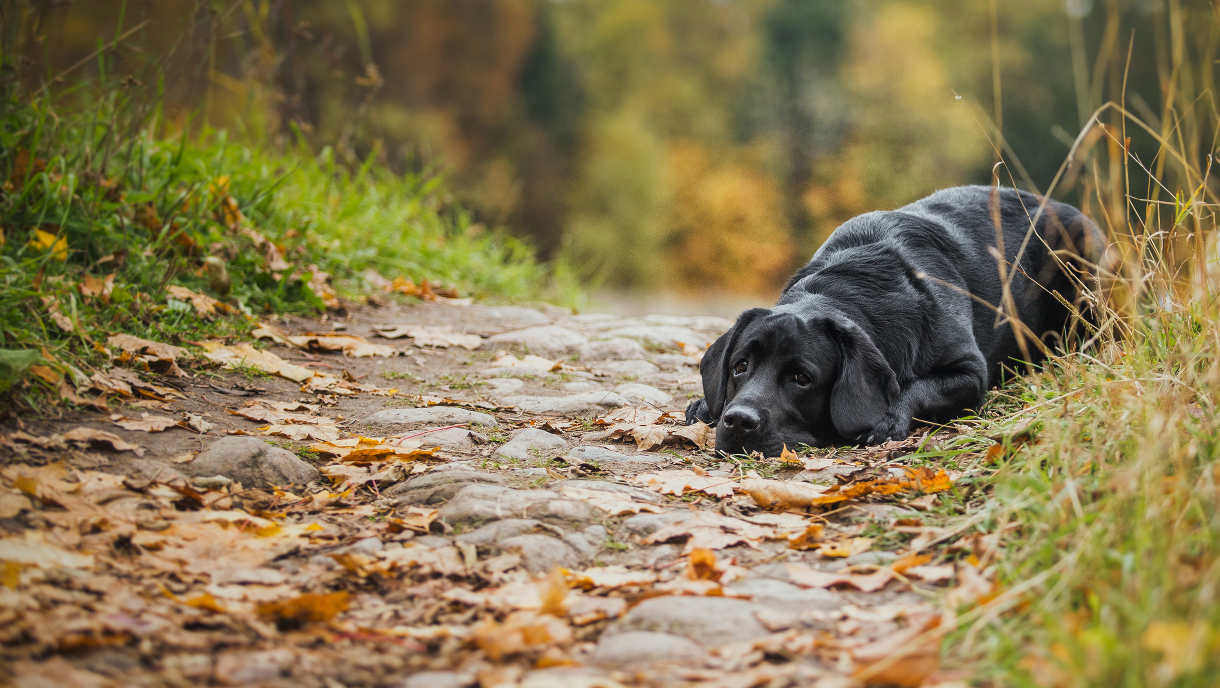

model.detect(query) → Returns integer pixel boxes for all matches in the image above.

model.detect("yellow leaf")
[28,229,68,260]
[256,591,350,627]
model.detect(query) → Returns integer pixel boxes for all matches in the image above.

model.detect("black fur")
[688,185,1108,454]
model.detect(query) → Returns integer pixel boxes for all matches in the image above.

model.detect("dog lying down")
[686,185,1110,455]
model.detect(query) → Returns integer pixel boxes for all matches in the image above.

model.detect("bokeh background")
[10,0,1212,304]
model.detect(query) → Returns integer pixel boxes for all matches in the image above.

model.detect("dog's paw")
[863,413,911,445]
[685,398,712,425]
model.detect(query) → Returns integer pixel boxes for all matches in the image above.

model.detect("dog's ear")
[693,308,770,424]
[823,315,899,440]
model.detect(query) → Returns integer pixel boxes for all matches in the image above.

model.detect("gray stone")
[844,550,899,567]
[185,437,319,488]
[608,596,770,645]
[607,325,711,351]
[477,305,552,330]
[337,537,385,555]
[600,359,660,378]
[365,406,497,428]
[487,325,588,355]
[386,467,505,504]
[415,427,483,449]
[394,671,473,688]
[497,429,568,461]
[570,313,620,325]
[564,445,669,467]
[653,354,698,369]
[613,382,672,405]
[502,391,629,415]
[500,534,583,573]
[622,512,689,537]
[590,631,708,668]
[725,577,842,609]
[483,377,525,396]
[519,667,618,688]
[438,484,597,525]
[556,479,662,504]
[578,338,648,361]
[454,518,541,546]
[560,380,601,393]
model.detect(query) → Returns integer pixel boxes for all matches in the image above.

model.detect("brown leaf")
[200,341,315,382]
[818,537,873,558]
[686,548,722,581]
[107,334,186,365]
[167,285,233,318]
[471,611,572,661]
[182,413,215,434]
[110,413,177,433]
[62,427,145,456]
[256,591,350,628]
[851,613,943,687]
[373,324,483,350]
[644,511,772,553]
[785,563,895,592]
[788,523,825,550]
[566,566,659,590]
[79,273,115,303]
[809,467,952,506]
[638,469,735,499]
[742,478,832,510]
[670,421,715,450]
[286,333,396,358]
[538,568,569,616]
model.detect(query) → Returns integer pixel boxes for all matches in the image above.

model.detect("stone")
[622,512,689,537]
[394,671,473,688]
[438,484,597,525]
[415,427,483,449]
[519,667,618,688]
[578,338,648,361]
[613,382,672,405]
[476,305,551,331]
[496,429,568,461]
[454,518,541,546]
[725,577,842,609]
[386,467,505,504]
[564,445,669,467]
[502,391,628,415]
[487,325,587,355]
[185,437,319,488]
[607,325,711,351]
[365,406,497,428]
[560,381,600,393]
[483,377,525,396]
[608,596,770,646]
[555,479,662,504]
[642,314,733,332]
[590,631,708,668]
[600,359,659,378]
[653,354,699,369]
[499,534,583,573]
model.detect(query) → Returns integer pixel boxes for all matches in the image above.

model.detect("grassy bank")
[942,10,1219,684]
[0,88,575,406]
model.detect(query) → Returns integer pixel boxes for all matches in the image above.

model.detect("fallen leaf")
[200,341,315,382]
[286,333,395,358]
[904,565,955,583]
[785,563,895,592]
[28,228,68,260]
[818,537,873,558]
[644,511,772,553]
[41,296,74,332]
[742,478,832,510]
[182,413,215,434]
[810,467,952,507]
[79,274,115,302]
[788,523,825,550]
[538,568,569,616]
[566,566,659,590]
[228,400,324,424]
[471,611,572,661]
[167,285,233,318]
[62,427,145,455]
[256,591,350,628]
[638,470,735,499]
[110,413,177,433]
[107,334,187,369]
[307,266,340,309]
[851,613,942,687]
[891,553,933,574]
[374,324,483,350]
[556,484,662,516]
[687,548,722,581]
[486,352,559,374]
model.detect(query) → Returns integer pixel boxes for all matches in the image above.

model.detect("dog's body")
[687,185,1108,455]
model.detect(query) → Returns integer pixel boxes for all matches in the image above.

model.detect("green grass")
[0,83,579,407]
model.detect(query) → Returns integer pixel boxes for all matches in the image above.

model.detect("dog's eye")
[791,372,812,387]
[732,360,748,376]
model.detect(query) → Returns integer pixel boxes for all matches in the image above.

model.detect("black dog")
[687,185,1109,455]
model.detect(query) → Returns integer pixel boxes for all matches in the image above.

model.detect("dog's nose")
[722,407,761,433]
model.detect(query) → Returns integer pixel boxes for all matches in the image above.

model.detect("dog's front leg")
[865,357,987,443]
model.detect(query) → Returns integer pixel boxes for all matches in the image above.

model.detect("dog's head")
[687,306,898,454]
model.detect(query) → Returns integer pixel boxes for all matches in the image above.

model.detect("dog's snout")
[722,406,762,433]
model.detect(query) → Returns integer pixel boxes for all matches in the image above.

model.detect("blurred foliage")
[7,0,1214,297]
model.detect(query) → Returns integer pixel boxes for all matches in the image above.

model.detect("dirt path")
[2,298,969,687]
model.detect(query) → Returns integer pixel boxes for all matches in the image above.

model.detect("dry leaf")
[167,285,233,318]
[788,523,825,550]
[486,352,559,374]
[644,511,772,553]
[256,591,350,627]
[62,427,145,456]
[200,341,315,382]
[110,413,177,433]
[79,274,115,302]
[851,613,943,687]
[638,470,735,499]
[374,324,483,350]
[785,563,894,592]
[260,424,341,442]
[742,478,832,510]
[182,413,215,434]
[471,611,572,661]
[228,400,323,424]
[686,548,722,581]
[286,333,395,358]
[107,334,187,368]
[809,467,952,507]
[818,537,873,558]
[566,566,659,590]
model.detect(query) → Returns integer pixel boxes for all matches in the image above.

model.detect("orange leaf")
[788,523,825,550]
[686,548,721,581]
[892,553,933,575]
[256,591,350,628]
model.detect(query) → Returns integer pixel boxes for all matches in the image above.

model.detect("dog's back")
[781,186,1108,383]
